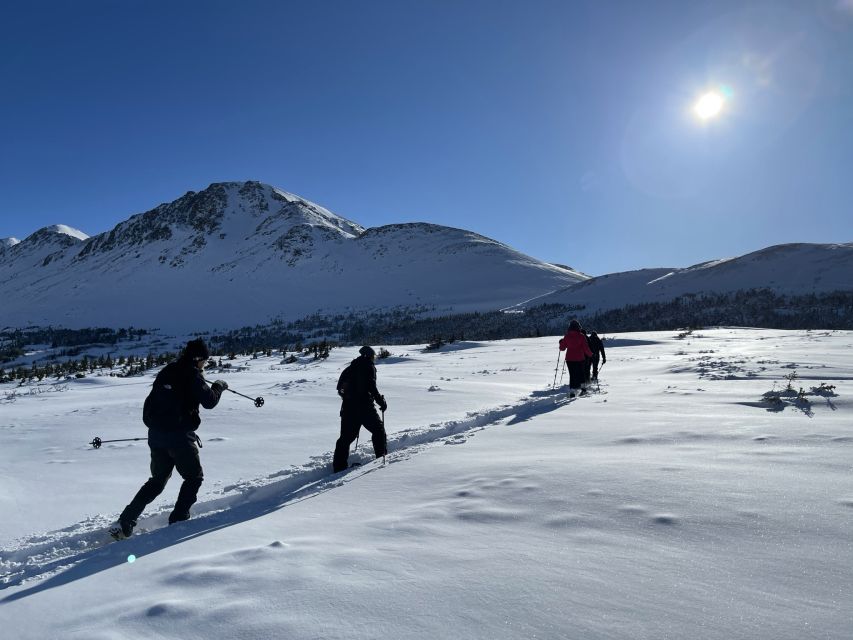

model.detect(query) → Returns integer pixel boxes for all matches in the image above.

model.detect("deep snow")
[1,329,851,639]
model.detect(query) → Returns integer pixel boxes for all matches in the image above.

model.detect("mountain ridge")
[1,181,585,331]
[5,182,850,333]
[513,242,853,314]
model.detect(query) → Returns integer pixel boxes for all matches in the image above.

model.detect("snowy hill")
[1,330,851,638]
[515,242,853,314]
[0,181,585,331]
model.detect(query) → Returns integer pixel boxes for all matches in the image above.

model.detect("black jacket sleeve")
[367,363,382,404]
[190,369,222,410]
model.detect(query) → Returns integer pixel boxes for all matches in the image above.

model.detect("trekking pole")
[551,350,562,388]
[382,409,387,464]
[89,436,146,449]
[558,360,566,386]
[202,377,264,407]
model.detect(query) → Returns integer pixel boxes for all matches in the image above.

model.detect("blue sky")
[2,0,852,275]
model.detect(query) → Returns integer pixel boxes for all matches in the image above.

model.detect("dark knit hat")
[184,338,210,361]
[359,345,376,357]
[568,319,581,331]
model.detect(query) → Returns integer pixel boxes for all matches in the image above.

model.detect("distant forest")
[3,289,852,365]
[211,288,853,352]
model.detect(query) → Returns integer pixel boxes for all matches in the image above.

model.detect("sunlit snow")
[1,329,850,639]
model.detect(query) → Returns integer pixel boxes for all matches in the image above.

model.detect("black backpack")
[337,363,353,397]
[142,362,189,430]
[337,359,371,400]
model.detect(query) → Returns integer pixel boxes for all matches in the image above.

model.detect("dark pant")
[591,354,601,380]
[121,444,204,524]
[567,360,586,390]
[333,404,387,472]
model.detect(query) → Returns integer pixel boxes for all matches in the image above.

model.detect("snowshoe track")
[0,383,595,589]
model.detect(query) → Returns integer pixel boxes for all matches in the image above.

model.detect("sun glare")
[694,91,725,120]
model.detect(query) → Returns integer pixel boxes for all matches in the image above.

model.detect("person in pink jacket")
[558,319,593,397]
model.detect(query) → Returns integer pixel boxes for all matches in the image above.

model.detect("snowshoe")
[168,512,190,525]
[109,517,135,541]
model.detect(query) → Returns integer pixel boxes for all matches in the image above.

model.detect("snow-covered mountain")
[0,181,586,331]
[515,243,853,314]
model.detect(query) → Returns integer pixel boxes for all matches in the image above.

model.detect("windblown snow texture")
[1,330,851,639]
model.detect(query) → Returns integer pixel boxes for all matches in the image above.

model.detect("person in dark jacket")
[111,338,228,539]
[332,345,388,472]
[582,329,593,384]
[587,330,607,381]
[558,320,593,397]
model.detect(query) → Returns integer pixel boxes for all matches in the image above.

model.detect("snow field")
[1,329,851,639]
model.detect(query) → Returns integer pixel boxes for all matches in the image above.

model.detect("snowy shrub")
[425,337,444,351]
[810,383,837,397]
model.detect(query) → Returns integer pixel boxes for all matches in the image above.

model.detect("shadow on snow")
[0,382,592,601]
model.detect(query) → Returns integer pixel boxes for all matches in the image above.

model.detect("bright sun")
[694,91,725,120]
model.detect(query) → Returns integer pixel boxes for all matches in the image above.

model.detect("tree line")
[2,289,851,382]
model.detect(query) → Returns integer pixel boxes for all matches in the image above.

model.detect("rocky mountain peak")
[22,225,88,248]
[76,180,364,261]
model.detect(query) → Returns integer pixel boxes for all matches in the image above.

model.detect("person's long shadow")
[0,468,341,604]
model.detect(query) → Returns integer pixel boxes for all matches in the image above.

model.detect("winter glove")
[602,358,606,364]
[378,395,388,412]
[212,379,229,392]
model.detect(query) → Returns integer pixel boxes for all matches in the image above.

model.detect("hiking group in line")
[112,322,603,539]
[558,320,606,398]
[110,339,389,539]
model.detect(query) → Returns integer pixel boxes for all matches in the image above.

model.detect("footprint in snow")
[652,513,679,525]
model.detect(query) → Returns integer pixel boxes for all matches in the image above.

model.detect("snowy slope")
[0,182,585,331]
[1,330,851,639]
[518,242,853,313]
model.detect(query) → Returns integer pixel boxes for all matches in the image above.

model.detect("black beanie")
[359,345,375,357]
[184,338,210,361]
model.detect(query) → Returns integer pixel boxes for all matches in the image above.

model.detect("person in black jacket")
[111,338,228,539]
[582,328,593,385]
[332,345,388,472]
[588,330,607,381]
